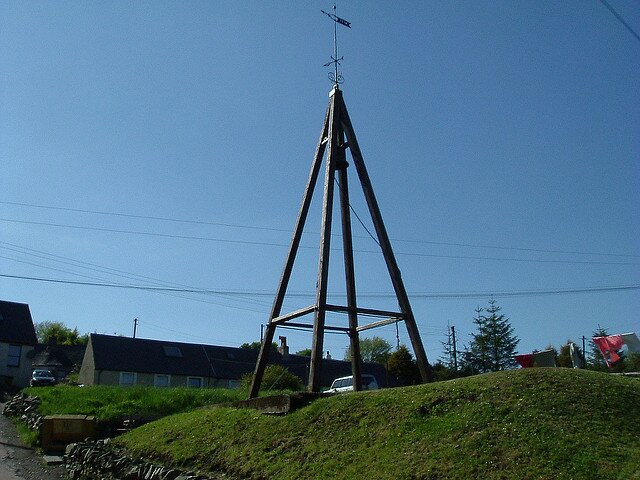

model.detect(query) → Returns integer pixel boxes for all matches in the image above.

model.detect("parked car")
[328,374,379,393]
[30,369,57,387]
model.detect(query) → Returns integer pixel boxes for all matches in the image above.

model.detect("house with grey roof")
[0,300,39,388]
[78,333,388,389]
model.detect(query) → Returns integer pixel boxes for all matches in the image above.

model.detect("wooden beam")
[356,317,401,332]
[338,90,433,382]
[270,305,316,325]
[285,322,352,333]
[337,127,362,390]
[309,88,340,392]
[248,102,331,399]
[325,304,405,319]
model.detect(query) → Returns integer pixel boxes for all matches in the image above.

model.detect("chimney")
[278,336,289,360]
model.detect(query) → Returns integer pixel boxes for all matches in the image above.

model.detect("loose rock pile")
[1,393,44,430]
[64,439,212,480]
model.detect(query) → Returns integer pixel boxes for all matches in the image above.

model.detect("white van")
[329,374,379,393]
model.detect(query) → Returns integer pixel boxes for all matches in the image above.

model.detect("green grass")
[14,419,39,448]
[114,369,640,480]
[25,385,248,422]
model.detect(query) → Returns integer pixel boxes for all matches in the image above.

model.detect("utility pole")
[133,318,138,338]
[582,335,587,368]
[451,325,458,371]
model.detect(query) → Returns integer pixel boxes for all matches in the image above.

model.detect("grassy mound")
[115,369,640,480]
[25,385,246,421]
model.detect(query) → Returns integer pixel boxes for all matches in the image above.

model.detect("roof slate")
[0,300,38,345]
[88,333,388,387]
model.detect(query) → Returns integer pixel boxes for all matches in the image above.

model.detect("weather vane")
[321,4,351,86]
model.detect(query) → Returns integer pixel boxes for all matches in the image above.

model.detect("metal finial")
[321,4,351,86]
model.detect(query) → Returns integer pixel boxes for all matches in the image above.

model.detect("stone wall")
[1,393,159,447]
[64,439,214,480]
[1,393,43,430]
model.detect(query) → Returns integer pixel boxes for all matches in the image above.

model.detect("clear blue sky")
[1,1,638,362]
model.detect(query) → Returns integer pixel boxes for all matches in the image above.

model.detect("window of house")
[187,376,203,388]
[154,374,170,387]
[162,346,183,358]
[7,345,21,367]
[119,372,136,386]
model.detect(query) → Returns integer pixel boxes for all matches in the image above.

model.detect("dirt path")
[0,404,66,480]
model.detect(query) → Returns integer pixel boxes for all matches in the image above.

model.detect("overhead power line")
[0,241,275,310]
[0,200,289,233]
[2,200,638,258]
[0,218,292,248]
[0,255,269,314]
[598,0,640,44]
[1,218,637,266]
[1,273,638,299]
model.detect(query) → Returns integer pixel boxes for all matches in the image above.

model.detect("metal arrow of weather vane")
[321,4,351,85]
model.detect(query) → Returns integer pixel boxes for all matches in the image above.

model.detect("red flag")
[593,335,625,367]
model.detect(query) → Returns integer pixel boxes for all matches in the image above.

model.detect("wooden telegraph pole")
[248,7,433,399]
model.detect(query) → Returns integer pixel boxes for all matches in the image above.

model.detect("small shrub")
[241,365,303,392]
[623,353,640,372]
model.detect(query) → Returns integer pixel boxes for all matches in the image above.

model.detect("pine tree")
[589,326,609,369]
[439,326,454,368]
[439,325,460,372]
[557,340,582,368]
[461,299,519,373]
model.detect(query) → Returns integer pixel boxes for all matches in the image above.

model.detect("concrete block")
[41,415,97,452]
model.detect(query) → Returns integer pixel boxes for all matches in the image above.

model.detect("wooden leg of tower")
[309,91,340,392]
[248,104,331,399]
[338,92,433,382]
[337,160,362,391]
[248,322,277,398]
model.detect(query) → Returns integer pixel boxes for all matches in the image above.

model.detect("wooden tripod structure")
[248,86,433,398]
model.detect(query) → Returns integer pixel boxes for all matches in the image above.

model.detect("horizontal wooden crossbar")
[270,304,406,326]
[356,317,402,332]
[270,305,316,325]
[325,303,405,319]
[284,322,352,333]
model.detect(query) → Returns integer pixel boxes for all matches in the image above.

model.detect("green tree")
[344,336,392,364]
[588,326,611,371]
[439,326,460,371]
[623,353,640,372]
[35,321,88,345]
[240,341,278,353]
[431,361,462,382]
[556,340,582,368]
[295,348,312,356]
[387,345,420,385]
[461,299,519,373]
